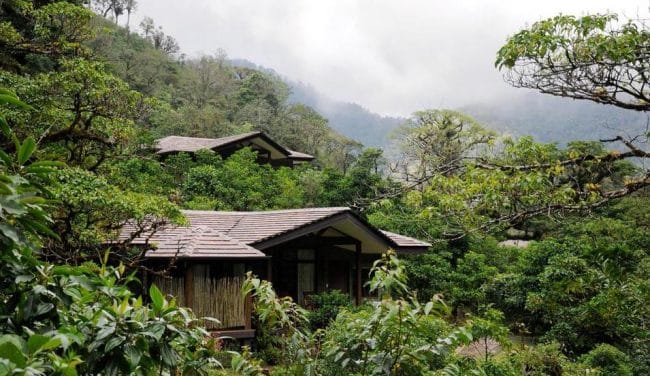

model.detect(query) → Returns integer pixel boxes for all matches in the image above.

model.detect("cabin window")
[297,249,316,305]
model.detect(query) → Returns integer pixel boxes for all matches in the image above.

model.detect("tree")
[3,58,142,170]
[496,14,650,112]
[92,0,137,26]
[0,1,95,72]
[496,13,650,199]
[138,16,179,54]
[395,109,495,182]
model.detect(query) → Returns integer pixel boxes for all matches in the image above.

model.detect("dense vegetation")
[0,2,648,375]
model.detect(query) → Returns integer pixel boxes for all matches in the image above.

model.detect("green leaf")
[22,218,60,240]
[0,116,10,137]
[0,149,11,166]
[27,334,49,355]
[0,224,20,243]
[104,335,125,352]
[160,343,177,367]
[149,284,164,312]
[29,302,55,318]
[28,160,66,168]
[95,324,116,341]
[0,94,32,109]
[145,323,165,341]
[0,335,26,368]
[17,137,36,165]
[123,344,142,368]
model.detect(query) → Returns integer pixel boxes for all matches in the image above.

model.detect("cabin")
[154,131,315,167]
[121,207,429,339]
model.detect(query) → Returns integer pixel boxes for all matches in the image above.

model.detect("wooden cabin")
[122,207,429,339]
[154,131,314,167]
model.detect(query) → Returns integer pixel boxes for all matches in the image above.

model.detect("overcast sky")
[132,1,647,117]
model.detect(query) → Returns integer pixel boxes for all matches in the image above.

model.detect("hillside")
[289,82,403,147]
[88,21,361,169]
[230,59,403,147]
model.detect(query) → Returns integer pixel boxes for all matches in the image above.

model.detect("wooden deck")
[212,328,256,339]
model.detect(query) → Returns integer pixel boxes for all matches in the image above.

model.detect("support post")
[184,262,194,309]
[266,258,273,282]
[244,292,253,330]
[355,242,362,306]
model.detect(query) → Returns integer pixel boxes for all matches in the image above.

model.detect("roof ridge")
[164,226,195,257]
[184,225,211,256]
[180,207,350,215]
[222,214,245,236]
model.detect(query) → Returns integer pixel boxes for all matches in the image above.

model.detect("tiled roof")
[154,132,263,155]
[136,225,266,259]
[381,230,431,249]
[122,208,430,259]
[182,208,348,244]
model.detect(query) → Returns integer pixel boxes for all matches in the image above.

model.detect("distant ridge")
[229,58,404,148]
[230,59,648,149]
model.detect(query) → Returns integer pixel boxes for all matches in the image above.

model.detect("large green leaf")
[27,334,49,355]
[149,284,164,312]
[17,137,36,165]
[0,115,10,137]
[0,149,11,166]
[0,335,26,368]
[0,94,32,110]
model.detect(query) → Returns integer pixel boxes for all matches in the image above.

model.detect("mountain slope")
[461,92,649,144]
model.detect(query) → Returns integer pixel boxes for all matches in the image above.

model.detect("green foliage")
[2,3,647,374]
[305,290,351,330]
[496,13,650,112]
[1,58,142,170]
[242,273,312,368]
[0,92,223,375]
[370,135,639,238]
[182,148,305,210]
[319,251,474,375]
[46,167,184,263]
[579,344,633,376]
[467,308,510,362]
[396,109,495,179]
[509,342,595,376]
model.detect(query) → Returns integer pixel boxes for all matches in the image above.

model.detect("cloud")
[132,0,647,116]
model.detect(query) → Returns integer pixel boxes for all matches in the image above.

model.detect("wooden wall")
[150,262,248,330]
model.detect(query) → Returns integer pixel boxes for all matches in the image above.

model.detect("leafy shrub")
[319,251,474,375]
[306,290,351,330]
[242,273,312,368]
[513,342,593,376]
[580,344,633,376]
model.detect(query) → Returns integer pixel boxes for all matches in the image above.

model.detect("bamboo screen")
[192,264,246,329]
[151,273,185,306]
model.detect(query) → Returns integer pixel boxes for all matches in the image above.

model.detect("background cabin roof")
[122,208,430,258]
[154,132,314,161]
[286,149,315,161]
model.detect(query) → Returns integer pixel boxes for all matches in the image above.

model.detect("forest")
[0,1,648,375]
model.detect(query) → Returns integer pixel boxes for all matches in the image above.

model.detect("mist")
[131,0,647,117]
